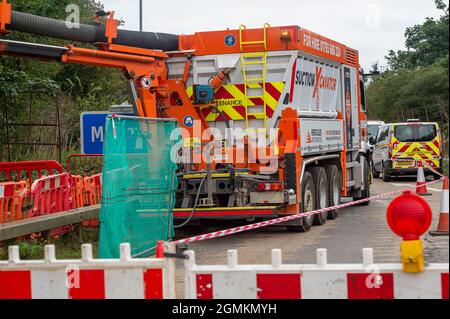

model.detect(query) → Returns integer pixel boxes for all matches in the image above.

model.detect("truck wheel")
[325,165,340,220]
[372,160,380,178]
[310,167,328,226]
[382,162,391,182]
[286,171,315,233]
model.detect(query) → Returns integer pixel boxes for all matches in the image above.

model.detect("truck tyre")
[372,160,380,178]
[382,162,391,182]
[286,171,315,233]
[309,167,328,226]
[325,165,340,220]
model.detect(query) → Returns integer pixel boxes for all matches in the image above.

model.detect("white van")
[367,120,385,149]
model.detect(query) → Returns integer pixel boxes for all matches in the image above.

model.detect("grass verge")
[0,226,99,260]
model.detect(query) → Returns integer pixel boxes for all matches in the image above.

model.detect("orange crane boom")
[0,0,372,232]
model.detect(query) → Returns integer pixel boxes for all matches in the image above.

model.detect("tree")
[386,0,449,70]
[1,0,127,161]
[367,0,449,156]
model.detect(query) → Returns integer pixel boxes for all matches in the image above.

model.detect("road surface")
[174,177,449,297]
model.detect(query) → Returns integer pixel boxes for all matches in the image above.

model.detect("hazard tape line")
[420,160,445,178]
[172,178,446,245]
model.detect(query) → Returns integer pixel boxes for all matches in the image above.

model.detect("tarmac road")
[174,176,449,297]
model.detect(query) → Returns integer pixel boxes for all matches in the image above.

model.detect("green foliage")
[0,64,59,96]
[367,56,449,122]
[386,1,449,70]
[8,0,104,23]
[0,228,99,260]
[1,0,127,161]
[367,0,449,157]
[367,2,449,121]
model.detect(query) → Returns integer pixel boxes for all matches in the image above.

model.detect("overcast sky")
[100,0,445,71]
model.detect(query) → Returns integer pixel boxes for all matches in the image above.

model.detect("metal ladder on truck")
[239,23,270,134]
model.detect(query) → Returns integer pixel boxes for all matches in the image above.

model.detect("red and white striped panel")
[0,244,173,299]
[0,182,15,198]
[0,267,164,299]
[29,173,72,215]
[43,175,61,190]
[184,249,449,299]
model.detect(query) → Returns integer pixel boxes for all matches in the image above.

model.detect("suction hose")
[7,10,179,51]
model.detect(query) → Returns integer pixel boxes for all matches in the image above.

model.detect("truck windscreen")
[393,124,437,142]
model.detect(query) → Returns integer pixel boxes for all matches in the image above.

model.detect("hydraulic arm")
[0,0,209,131]
[0,0,312,219]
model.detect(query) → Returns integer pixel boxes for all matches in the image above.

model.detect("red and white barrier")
[29,173,72,217]
[0,243,176,299]
[184,248,449,299]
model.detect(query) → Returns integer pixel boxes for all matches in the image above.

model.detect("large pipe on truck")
[6,10,179,51]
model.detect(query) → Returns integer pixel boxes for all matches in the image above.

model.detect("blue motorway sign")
[80,112,110,154]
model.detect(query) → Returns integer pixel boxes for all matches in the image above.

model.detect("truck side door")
[343,67,360,150]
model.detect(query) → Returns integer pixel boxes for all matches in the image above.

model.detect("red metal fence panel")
[0,161,63,187]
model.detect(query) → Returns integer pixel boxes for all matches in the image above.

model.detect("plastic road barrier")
[83,174,102,227]
[0,181,28,223]
[84,174,102,206]
[69,175,85,209]
[184,248,449,299]
[29,173,71,217]
[0,243,176,299]
[29,173,74,236]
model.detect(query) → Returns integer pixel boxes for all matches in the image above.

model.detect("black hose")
[8,11,97,42]
[173,175,207,229]
[7,11,179,51]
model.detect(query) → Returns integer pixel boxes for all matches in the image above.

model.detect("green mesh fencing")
[98,116,179,259]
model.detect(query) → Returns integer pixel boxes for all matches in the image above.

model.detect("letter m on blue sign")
[80,112,109,155]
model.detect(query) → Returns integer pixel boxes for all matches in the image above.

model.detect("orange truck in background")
[0,1,371,232]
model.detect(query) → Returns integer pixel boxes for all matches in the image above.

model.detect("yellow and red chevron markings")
[392,136,441,168]
[187,82,285,122]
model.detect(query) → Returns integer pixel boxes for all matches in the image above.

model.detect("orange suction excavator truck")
[0,0,371,232]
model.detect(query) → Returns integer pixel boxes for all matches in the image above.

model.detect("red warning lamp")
[387,190,432,240]
[386,190,432,273]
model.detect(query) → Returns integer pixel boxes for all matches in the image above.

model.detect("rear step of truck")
[174,206,279,220]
